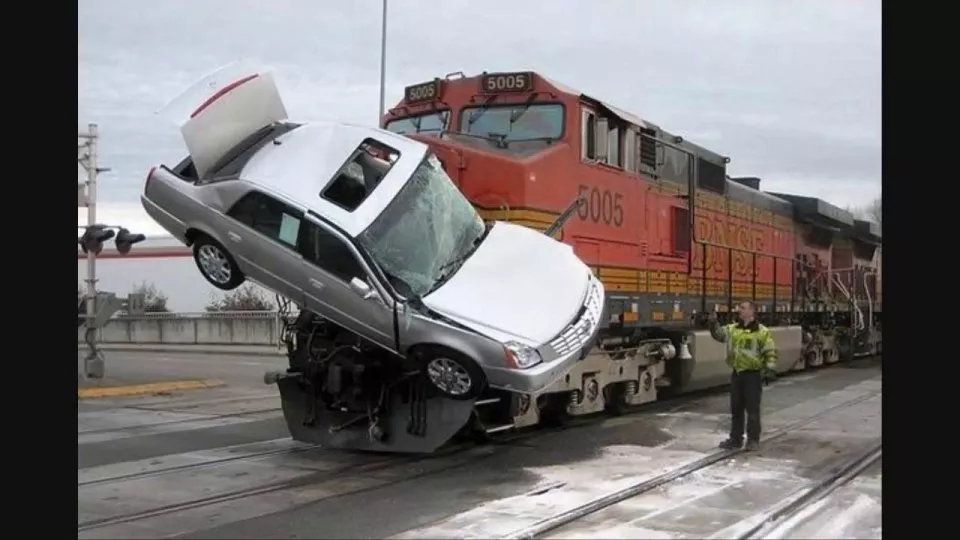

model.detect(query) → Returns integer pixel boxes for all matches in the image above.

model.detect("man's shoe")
[718,438,742,450]
[744,440,760,452]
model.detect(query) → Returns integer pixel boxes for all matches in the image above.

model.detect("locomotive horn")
[678,336,693,360]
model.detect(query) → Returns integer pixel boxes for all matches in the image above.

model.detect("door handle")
[227,232,241,243]
[309,278,325,290]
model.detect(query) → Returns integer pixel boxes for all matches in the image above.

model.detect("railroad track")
[77,368,755,536]
[718,441,882,539]
[78,437,313,487]
[500,388,881,539]
[78,364,879,537]
[77,405,281,437]
[78,438,472,533]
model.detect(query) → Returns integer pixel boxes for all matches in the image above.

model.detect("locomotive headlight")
[504,341,543,369]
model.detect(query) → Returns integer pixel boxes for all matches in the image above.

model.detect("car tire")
[192,235,245,290]
[417,346,486,401]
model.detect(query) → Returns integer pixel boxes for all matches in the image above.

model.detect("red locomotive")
[379,71,881,431]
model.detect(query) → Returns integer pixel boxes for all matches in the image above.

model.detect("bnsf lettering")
[692,216,772,278]
[577,184,624,226]
[481,73,532,93]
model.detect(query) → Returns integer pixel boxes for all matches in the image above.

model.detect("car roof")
[239,121,428,238]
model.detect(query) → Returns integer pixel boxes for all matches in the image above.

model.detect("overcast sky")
[78,0,881,235]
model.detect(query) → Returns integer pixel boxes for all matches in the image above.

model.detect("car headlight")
[503,341,543,369]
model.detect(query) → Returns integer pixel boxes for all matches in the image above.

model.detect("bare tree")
[205,284,275,312]
[846,195,882,227]
[866,196,881,227]
[132,281,170,312]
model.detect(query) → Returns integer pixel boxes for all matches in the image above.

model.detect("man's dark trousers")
[729,370,763,443]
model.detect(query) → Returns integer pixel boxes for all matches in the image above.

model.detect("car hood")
[422,221,590,347]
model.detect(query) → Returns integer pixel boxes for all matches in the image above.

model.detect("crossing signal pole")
[78,123,147,379]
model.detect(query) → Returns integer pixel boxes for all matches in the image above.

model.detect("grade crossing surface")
[78,351,881,539]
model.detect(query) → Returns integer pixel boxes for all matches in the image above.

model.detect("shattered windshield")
[459,103,564,142]
[384,111,449,137]
[358,154,485,297]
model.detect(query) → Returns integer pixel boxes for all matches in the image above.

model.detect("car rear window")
[321,138,400,212]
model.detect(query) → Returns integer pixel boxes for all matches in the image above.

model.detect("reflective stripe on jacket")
[709,321,778,372]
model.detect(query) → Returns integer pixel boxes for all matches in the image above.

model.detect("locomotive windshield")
[358,153,485,297]
[384,111,449,137]
[459,103,564,143]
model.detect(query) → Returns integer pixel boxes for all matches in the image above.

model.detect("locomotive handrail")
[692,239,789,261]
[693,240,798,317]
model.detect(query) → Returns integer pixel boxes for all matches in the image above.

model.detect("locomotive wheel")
[192,235,245,291]
[419,346,485,400]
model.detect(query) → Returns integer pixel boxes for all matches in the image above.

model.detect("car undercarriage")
[267,308,480,453]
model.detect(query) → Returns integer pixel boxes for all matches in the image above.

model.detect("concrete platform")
[77,359,881,539]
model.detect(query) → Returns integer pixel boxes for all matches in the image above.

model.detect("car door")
[298,215,397,352]
[219,190,305,304]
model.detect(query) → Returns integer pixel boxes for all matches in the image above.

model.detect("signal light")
[115,228,146,255]
[78,225,116,255]
[78,225,147,255]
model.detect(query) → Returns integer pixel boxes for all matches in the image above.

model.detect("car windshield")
[358,153,485,297]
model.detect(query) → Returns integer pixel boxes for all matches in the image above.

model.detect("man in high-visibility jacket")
[708,301,778,451]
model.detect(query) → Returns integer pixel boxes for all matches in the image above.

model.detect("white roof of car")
[240,121,428,238]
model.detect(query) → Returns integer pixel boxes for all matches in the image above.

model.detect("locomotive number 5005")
[577,184,624,226]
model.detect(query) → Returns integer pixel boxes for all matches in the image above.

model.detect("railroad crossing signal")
[115,228,146,254]
[78,225,147,255]
[79,123,150,379]
[78,224,115,255]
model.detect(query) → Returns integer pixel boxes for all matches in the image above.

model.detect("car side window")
[227,191,301,248]
[300,220,366,283]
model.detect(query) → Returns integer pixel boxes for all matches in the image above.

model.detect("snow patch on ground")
[392,376,882,540]
[764,492,882,539]
[390,445,707,539]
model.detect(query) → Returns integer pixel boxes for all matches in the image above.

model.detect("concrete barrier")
[79,311,281,346]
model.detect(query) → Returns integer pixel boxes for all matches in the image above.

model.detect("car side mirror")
[349,277,378,300]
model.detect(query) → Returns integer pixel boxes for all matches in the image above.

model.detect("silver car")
[142,66,605,400]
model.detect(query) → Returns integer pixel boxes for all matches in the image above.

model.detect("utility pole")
[78,123,104,379]
[378,0,388,121]
[78,125,145,379]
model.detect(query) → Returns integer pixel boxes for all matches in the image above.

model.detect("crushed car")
[141,64,605,452]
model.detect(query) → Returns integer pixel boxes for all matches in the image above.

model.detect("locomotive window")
[459,103,564,143]
[321,138,400,212]
[607,127,621,168]
[582,110,597,160]
[625,129,637,172]
[672,206,691,255]
[581,107,626,169]
[384,110,449,137]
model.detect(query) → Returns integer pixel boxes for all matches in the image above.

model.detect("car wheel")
[420,347,485,401]
[192,235,245,290]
